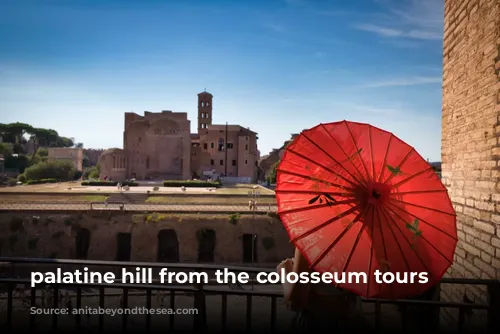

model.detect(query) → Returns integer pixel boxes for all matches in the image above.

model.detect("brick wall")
[441,0,500,329]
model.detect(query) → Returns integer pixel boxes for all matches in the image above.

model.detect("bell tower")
[197,91,213,133]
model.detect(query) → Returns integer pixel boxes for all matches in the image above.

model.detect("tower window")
[218,138,224,151]
[206,101,210,107]
[201,102,205,107]
[201,113,205,119]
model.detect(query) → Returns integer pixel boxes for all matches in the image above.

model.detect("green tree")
[82,155,90,168]
[23,161,76,181]
[28,127,59,164]
[37,148,48,157]
[53,136,74,147]
[0,142,12,156]
[4,155,30,173]
[266,161,279,184]
[87,164,100,179]
[5,122,33,144]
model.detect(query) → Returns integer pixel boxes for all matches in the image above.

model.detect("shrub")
[163,180,221,188]
[81,181,138,186]
[86,165,100,179]
[74,170,83,180]
[17,174,26,183]
[7,178,18,187]
[23,160,76,181]
[25,178,57,185]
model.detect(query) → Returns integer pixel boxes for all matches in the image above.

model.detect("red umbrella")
[275,120,457,299]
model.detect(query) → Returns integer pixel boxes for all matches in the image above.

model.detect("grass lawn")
[145,196,277,205]
[0,194,109,202]
[213,185,275,195]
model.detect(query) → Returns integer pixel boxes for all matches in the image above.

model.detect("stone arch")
[196,228,216,263]
[157,229,179,263]
[126,120,148,134]
[116,232,132,261]
[242,233,258,263]
[75,228,91,260]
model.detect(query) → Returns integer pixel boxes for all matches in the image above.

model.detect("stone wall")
[0,212,292,265]
[440,0,500,329]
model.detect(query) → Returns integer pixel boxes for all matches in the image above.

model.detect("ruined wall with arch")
[123,111,192,180]
[98,148,128,181]
[0,212,293,266]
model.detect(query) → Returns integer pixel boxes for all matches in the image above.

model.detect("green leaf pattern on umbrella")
[378,259,391,273]
[405,219,423,249]
[387,164,402,176]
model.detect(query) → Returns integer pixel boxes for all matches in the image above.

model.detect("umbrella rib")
[374,205,395,299]
[289,206,360,244]
[344,121,371,183]
[383,204,454,267]
[318,124,369,187]
[274,189,356,198]
[386,201,458,242]
[368,125,375,181]
[377,133,393,183]
[338,207,372,273]
[382,147,414,184]
[365,204,376,297]
[278,199,358,216]
[295,134,363,188]
[285,148,359,188]
[309,211,364,269]
[276,168,357,192]
[378,206,419,294]
[390,189,448,196]
[388,198,456,217]
[378,206,434,279]
[390,166,435,189]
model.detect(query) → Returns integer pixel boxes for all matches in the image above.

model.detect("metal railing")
[0,201,278,213]
[0,257,499,332]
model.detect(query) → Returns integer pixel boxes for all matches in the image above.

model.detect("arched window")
[157,229,179,263]
[197,229,216,262]
[218,138,224,151]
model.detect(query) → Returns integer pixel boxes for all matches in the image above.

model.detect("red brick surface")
[441,0,500,329]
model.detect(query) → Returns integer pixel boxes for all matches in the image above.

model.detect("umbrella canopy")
[275,120,457,299]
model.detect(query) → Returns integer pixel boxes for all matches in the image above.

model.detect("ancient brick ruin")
[440,0,500,326]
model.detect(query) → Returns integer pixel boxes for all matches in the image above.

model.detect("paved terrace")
[0,182,275,196]
[0,202,277,212]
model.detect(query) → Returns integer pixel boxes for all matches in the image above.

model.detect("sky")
[0,0,444,161]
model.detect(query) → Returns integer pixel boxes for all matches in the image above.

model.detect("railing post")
[410,282,441,331]
[487,283,500,332]
[193,282,207,331]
